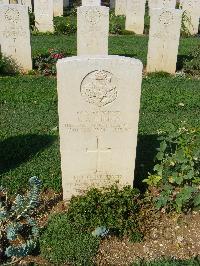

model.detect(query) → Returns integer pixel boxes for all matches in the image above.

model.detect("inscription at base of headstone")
[147,8,182,74]
[125,0,146,34]
[0,4,32,72]
[77,6,109,55]
[57,56,143,201]
[34,0,54,33]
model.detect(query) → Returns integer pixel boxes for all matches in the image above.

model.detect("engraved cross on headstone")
[86,137,111,173]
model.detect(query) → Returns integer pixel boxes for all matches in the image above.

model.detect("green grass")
[0,74,199,193]
[40,213,100,265]
[31,34,200,67]
[1,28,200,194]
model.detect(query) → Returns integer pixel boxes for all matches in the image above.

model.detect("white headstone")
[82,0,101,6]
[56,55,143,201]
[125,0,146,34]
[110,0,115,9]
[19,0,32,12]
[148,0,176,9]
[147,8,182,74]
[0,4,32,72]
[63,0,69,7]
[180,0,200,35]
[34,0,54,33]
[115,0,126,15]
[53,0,63,16]
[0,0,9,4]
[77,6,109,55]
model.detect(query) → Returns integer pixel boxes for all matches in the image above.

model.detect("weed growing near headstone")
[67,185,143,242]
[0,53,18,75]
[40,213,100,265]
[144,123,200,213]
[183,45,200,76]
[0,177,41,264]
[33,49,65,75]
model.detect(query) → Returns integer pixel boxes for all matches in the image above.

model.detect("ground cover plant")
[0,177,41,264]
[0,8,200,265]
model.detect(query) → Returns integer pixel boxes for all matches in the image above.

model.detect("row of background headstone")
[0,0,199,74]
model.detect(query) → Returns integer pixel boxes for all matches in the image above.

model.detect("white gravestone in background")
[82,0,101,6]
[53,0,63,16]
[57,56,143,201]
[0,4,32,72]
[0,0,9,4]
[125,0,146,34]
[115,0,126,15]
[148,0,176,9]
[77,6,109,55]
[63,0,69,7]
[110,0,115,9]
[148,0,176,15]
[34,0,54,32]
[20,0,32,12]
[180,0,200,35]
[147,8,182,74]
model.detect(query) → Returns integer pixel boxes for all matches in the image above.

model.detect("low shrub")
[0,53,18,75]
[40,213,100,265]
[183,45,200,76]
[0,177,41,264]
[109,11,126,35]
[54,16,77,35]
[67,185,143,242]
[33,49,66,75]
[144,123,200,213]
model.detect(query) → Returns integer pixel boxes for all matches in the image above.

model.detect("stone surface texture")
[115,0,126,15]
[77,6,109,55]
[147,8,182,74]
[82,0,101,6]
[56,55,143,201]
[125,0,146,34]
[180,0,200,35]
[34,0,54,32]
[53,0,63,16]
[0,4,32,72]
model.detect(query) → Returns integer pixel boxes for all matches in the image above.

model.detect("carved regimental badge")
[85,9,101,25]
[80,70,118,108]
[5,8,20,23]
[159,11,174,26]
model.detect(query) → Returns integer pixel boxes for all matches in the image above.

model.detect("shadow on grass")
[134,134,160,192]
[176,54,193,71]
[0,134,56,175]
[116,53,137,58]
